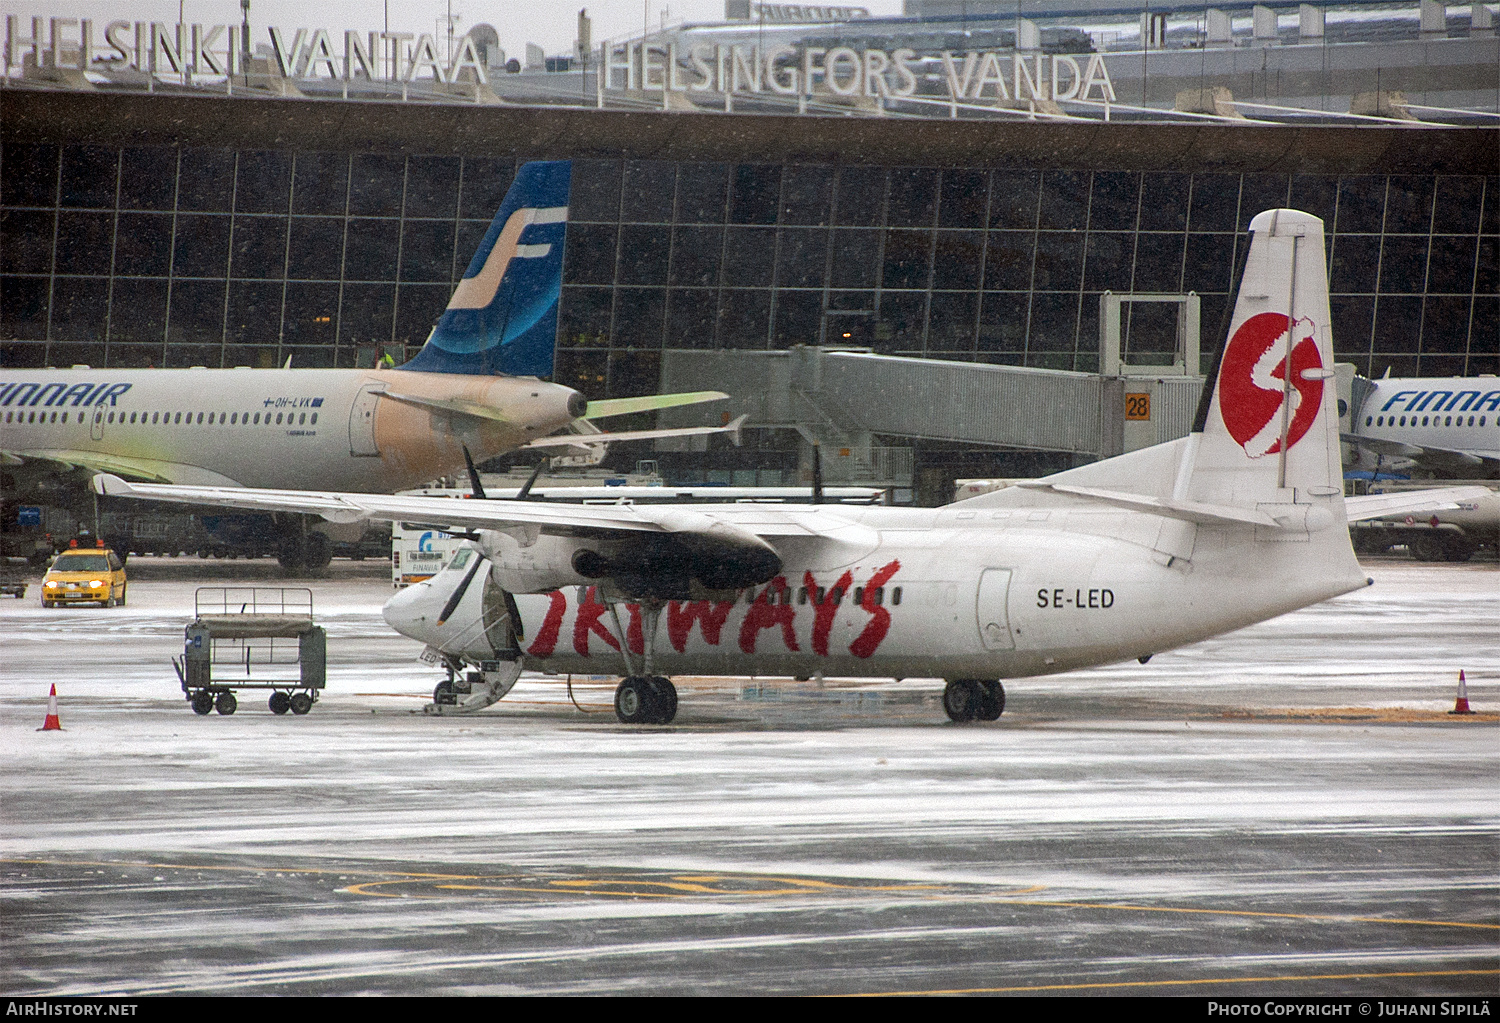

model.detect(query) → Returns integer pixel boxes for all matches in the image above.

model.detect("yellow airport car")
[41,547,128,608]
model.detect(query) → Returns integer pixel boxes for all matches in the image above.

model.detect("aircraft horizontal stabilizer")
[1015,481,1287,528]
[1344,485,1491,522]
[380,389,519,424]
[583,391,729,419]
[520,415,748,451]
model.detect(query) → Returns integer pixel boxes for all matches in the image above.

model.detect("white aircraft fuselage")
[93,208,1491,723]
[0,367,581,492]
[1355,377,1499,457]
[391,486,1366,682]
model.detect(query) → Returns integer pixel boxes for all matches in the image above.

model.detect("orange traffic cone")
[1449,670,1473,716]
[38,683,62,731]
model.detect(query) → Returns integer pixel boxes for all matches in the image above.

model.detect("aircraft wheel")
[289,693,313,715]
[269,691,291,715]
[942,680,978,722]
[433,680,457,706]
[191,691,214,715]
[215,692,237,715]
[649,676,678,724]
[975,681,1005,721]
[304,532,333,570]
[614,677,654,724]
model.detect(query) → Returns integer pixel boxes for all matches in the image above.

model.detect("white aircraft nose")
[383,582,439,642]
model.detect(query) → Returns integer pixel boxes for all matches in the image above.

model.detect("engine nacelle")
[478,531,591,594]
[476,510,782,601]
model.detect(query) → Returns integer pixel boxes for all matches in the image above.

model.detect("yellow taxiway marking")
[3,858,1492,932]
[346,873,960,899]
[971,896,1500,930]
[841,968,1500,997]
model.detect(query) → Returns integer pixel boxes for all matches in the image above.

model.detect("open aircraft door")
[348,382,384,456]
[976,568,1016,651]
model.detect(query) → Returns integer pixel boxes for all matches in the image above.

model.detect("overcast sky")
[4,1,906,67]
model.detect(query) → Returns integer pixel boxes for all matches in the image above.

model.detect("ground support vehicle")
[40,547,127,606]
[1345,479,1499,561]
[173,587,326,715]
[0,557,30,598]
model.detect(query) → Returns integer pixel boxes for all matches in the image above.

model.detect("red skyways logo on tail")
[1218,311,1324,458]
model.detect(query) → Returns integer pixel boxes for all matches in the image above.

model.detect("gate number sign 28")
[1125,393,1151,420]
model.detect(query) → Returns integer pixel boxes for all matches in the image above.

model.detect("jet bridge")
[657,292,1205,485]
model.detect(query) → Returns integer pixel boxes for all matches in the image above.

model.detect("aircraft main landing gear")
[614,675,678,725]
[943,679,1004,722]
[603,599,678,725]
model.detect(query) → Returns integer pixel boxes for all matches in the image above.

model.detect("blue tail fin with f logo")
[401,160,571,377]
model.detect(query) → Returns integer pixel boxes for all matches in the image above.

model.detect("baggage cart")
[172,587,326,715]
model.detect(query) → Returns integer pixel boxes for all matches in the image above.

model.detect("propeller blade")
[514,461,546,501]
[436,555,486,627]
[812,441,824,506]
[503,589,525,642]
[461,445,488,501]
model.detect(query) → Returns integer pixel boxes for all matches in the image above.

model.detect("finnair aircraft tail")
[401,161,571,377]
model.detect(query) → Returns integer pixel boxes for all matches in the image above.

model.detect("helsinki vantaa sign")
[5,14,1118,108]
[601,43,1117,106]
[4,15,493,85]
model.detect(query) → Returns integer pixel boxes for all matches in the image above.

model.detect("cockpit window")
[448,549,473,570]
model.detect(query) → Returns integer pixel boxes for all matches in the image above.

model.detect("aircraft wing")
[1340,432,1497,474]
[1344,486,1492,522]
[2,448,238,486]
[90,473,845,540]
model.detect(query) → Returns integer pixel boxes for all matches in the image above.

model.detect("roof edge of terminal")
[3,90,1496,174]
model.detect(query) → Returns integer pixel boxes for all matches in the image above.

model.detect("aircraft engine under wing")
[92,473,794,600]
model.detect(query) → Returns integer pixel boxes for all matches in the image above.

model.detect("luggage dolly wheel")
[288,692,313,715]
[190,690,214,715]
[215,692,237,715]
[269,691,291,715]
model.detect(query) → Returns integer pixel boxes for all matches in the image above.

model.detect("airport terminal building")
[1,1,1496,496]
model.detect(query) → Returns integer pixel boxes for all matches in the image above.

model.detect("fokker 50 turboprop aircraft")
[95,210,1487,723]
[3,161,729,567]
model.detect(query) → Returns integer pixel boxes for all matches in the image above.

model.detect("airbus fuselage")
[1353,377,1500,461]
[0,367,582,492]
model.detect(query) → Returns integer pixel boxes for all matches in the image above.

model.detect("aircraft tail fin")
[1183,208,1344,509]
[400,160,571,377]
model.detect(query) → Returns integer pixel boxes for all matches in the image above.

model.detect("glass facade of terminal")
[1,144,1496,394]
